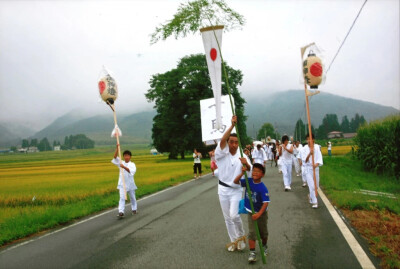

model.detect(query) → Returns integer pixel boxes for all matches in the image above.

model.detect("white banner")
[200,95,235,145]
[201,25,224,131]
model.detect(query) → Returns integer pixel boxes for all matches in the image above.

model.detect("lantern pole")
[301,43,319,200]
[207,21,266,265]
[106,101,127,201]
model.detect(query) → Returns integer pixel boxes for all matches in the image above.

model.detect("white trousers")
[281,162,292,187]
[118,189,137,213]
[305,167,320,204]
[301,166,307,183]
[292,156,301,174]
[219,193,245,242]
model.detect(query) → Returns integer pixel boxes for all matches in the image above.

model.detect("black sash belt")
[218,180,232,188]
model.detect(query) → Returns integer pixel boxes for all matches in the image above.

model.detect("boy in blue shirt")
[234,163,270,263]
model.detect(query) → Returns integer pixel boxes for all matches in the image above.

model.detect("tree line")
[15,134,95,152]
[293,113,366,141]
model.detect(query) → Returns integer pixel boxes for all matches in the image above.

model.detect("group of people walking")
[211,115,323,263]
[110,114,323,264]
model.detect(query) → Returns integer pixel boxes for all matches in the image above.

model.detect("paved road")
[0,164,372,268]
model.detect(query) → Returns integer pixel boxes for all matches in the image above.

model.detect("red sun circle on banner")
[98,81,106,94]
[310,62,323,77]
[210,48,217,61]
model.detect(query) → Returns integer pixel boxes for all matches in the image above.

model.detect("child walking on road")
[111,144,138,218]
[234,163,270,263]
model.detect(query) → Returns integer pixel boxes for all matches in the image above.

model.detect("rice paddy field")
[0,145,210,246]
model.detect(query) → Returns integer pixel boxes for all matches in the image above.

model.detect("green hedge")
[354,115,400,179]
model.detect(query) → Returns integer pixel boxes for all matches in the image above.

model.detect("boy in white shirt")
[301,133,323,208]
[111,144,138,218]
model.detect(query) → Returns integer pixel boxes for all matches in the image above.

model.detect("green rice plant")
[0,149,209,246]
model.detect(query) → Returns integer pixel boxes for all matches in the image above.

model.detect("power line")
[326,0,368,74]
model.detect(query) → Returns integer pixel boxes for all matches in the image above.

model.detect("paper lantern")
[98,74,118,104]
[303,51,323,89]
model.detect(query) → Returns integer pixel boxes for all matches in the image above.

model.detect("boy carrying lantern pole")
[98,67,139,218]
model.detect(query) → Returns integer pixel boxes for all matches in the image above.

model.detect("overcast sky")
[0,0,399,130]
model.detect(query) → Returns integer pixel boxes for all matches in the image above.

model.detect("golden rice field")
[320,145,353,156]
[0,147,209,246]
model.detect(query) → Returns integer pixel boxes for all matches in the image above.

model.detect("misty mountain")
[0,124,21,148]
[31,111,156,145]
[2,90,398,148]
[244,90,399,137]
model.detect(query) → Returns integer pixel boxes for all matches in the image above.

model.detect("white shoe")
[302,182,307,187]
[264,247,269,256]
[248,251,257,263]
[226,242,236,252]
[287,186,291,190]
[236,236,246,251]
[312,204,318,209]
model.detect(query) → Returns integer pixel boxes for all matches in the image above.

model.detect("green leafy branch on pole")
[150,0,245,44]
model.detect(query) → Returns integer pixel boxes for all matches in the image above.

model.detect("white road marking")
[318,188,376,269]
[0,175,205,254]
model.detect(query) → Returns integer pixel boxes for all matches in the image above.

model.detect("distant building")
[54,145,61,151]
[327,131,343,139]
[343,133,357,139]
[150,148,158,155]
[27,147,39,153]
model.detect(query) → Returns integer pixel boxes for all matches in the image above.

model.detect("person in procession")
[293,140,302,177]
[215,115,252,252]
[296,141,307,187]
[209,148,217,176]
[279,135,294,191]
[301,133,323,208]
[252,144,267,167]
[233,163,270,263]
[111,144,138,218]
[193,148,202,179]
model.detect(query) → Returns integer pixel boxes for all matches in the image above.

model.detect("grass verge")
[320,155,400,268]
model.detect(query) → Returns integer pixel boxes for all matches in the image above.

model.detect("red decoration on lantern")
[310,62,323,77]
[99,81,106,94]
[210,48,217,61]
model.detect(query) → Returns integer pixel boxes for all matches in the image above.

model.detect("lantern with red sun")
[98,67,118,104]
[303,51,323,89]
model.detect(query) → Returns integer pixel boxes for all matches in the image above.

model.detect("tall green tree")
[317,114,340,139]
[340,115,350,133]
[350,113,366,132]
[30,138,38,147]
[146,54,248,159]
[22,139,29,148]
[38,137,51,151]
[293,119,306,142]
[256,123,275,141]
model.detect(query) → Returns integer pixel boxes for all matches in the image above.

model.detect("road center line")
[318,188,376,269]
